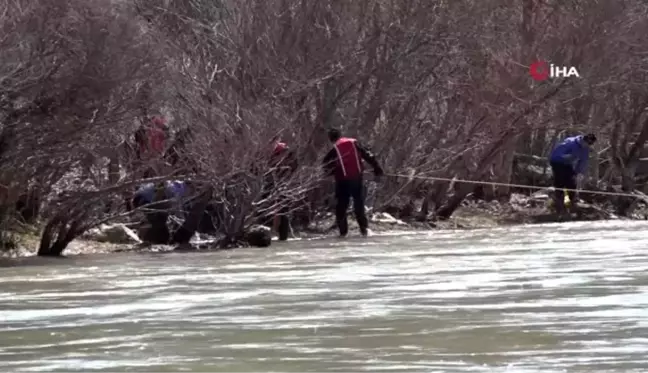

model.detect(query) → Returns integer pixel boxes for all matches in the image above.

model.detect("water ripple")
[1,220,648,372]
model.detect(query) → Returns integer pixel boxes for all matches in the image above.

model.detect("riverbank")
[3,190,647,259]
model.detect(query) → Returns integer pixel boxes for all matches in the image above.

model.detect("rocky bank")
[3,189,647,259]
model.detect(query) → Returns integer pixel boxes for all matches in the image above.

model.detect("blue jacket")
[134,181,188,205]
[549,135,589,174]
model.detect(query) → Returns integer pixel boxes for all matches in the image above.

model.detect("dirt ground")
[3,192,646,259]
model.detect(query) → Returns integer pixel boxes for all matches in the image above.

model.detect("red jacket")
[136,116,167,158]
[273,141,288,156]
[267,141,297,182]
[323,137,383,181]
[334,137,362,179]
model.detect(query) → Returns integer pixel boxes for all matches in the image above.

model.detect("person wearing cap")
[322,128,384,237]
[262,137,298,240]
[548,133,597,213]
[269,138,296,180]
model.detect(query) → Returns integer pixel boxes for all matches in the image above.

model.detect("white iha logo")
[529,60,580,81]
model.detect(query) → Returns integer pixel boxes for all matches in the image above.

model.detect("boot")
[568,200,579,216]
[567,192,579,214]
[553,192,566,215]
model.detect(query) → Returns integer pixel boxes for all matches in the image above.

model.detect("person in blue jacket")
[132,181,191,244]
[132,181,219,243]
[548,133,597,213]
[132,180,188,208]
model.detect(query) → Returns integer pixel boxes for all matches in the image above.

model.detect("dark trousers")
[335,178,368,236]
[550,161,577,211]
[276,213,290,241]
[260,180,291,241]
[144,199,171,244]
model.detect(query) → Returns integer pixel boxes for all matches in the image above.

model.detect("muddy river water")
[2,220,648,372]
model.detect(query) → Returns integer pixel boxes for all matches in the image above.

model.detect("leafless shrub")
[2,0,648,254]
[135,0,648,228]
[0,0,172,254]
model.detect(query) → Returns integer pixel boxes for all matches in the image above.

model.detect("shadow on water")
[0,254,90,268]
[0,250,209,268]
[0,230,395,268]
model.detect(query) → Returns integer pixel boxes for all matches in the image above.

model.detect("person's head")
[151,116,166,129]
[327,128,341,143]
[582,133,597,147]
[273,141,287,155]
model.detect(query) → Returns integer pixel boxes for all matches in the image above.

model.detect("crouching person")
[132,182,174,244]
[548,133,597,214]
[133,180,217,245]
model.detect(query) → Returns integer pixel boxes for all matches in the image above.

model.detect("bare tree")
[0,0,171,254]
[2,0,648,254]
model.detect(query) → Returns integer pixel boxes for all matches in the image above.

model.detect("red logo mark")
[529,60,549,81]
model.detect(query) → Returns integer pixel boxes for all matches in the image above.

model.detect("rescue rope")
[384,172,648,200]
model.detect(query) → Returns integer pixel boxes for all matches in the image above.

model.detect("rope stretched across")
[384,173,647,200]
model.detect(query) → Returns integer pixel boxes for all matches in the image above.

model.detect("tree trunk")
[435,182,471,220]
[108,152,120,185]
[616,160,638,216]
[436,126,524,219]
[37,214,84,256]
[16,187,41,224]
[612,116,648,216]
[494,128,522,199]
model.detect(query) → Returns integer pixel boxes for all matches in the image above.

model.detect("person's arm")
[134,126,147,159]
[286,149,298,173]
[575,150,588,175]
[134,126,146,146]
[355,141,384,176]
[162,125,171,150]
[322,148,337,176]
[271,148,298,180]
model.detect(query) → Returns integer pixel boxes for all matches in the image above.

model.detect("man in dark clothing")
[548,133,597,213]
[322,128,384,237]
[261,138,298,241]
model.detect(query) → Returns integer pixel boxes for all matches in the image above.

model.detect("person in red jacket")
[260,137,298,240]
[134,115,169,177]
[322,128,384,237]
[269,139,297,180]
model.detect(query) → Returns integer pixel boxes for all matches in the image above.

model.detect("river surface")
[2,220,648,372]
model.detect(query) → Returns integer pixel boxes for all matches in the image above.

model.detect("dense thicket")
[1,0,647,254]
